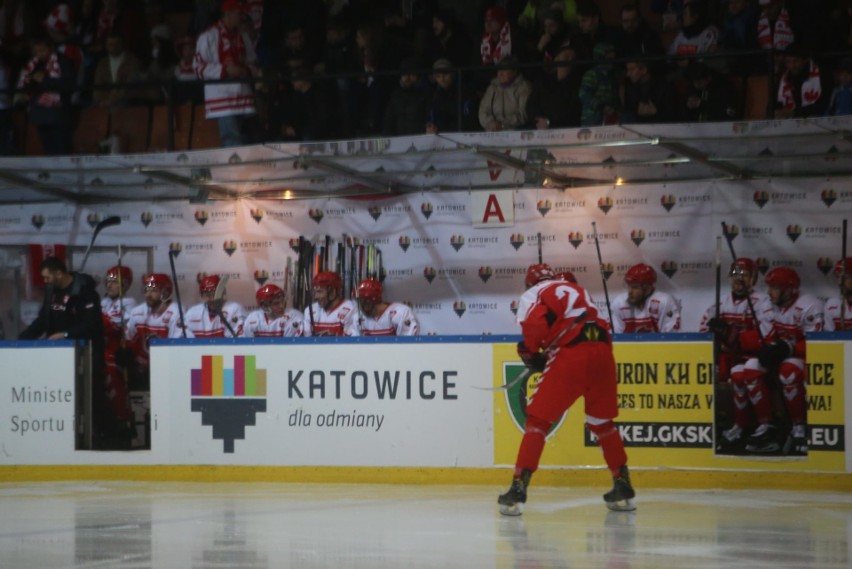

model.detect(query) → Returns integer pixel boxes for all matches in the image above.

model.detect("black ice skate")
[745,423,780,453]
[783,423,808,455]
[498,470,531,516]
[716,424,745,451]
[604,465,636,512]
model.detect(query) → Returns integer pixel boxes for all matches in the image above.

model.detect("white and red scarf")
[777,59,821,110]
[757,8,794,50]
[17,52,63,107]
[480,22,512,65]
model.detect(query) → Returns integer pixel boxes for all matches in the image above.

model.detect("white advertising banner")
[0,342,75,461]
[150,339,495,466]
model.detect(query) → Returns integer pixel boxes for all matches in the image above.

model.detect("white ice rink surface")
[0,481,850,568]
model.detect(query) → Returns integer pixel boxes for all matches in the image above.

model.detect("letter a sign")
[470,190,514,228]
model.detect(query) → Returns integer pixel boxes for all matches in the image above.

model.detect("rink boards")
[0,333,850,490]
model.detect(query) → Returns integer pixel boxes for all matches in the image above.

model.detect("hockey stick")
[721,222,763,342]
[537,232,543,264]
[472,316,584,391]
[79,215,121,273]
[841,219,848,331]
[592,221,614,332]
[213,275,237,337]
[713,236,722,381]
[167,249,187,338]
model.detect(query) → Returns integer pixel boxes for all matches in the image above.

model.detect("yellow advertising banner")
[493,339,845,472]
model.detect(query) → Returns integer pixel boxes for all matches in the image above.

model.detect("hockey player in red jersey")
[498,263,635,515]
[100,265,137,425]
[242,284,303,337]
[610,263,680,333]
[824,258,852,331]
[184,274,246,338]
[699,258,772,449]
[735,266,824,454]
[126,274,190,381]
[356,278,419,336]
[304,271,360,336]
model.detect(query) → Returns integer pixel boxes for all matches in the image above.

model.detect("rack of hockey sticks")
[288,235,385,311]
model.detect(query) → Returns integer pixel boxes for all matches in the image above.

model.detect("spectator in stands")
[383,57,431,136]
[194,0,259,147]
[93,0,148,63]
[527,43,582,128]
[481,6,515,66]
[0,47,11,155]
[478,55,532,131]
[681,61,738,121]
[667,0,719,66]
[93,32,144,107]
[426,58,476,133]
[429,8,474,67]
[146,23,177,102]
[272,22,322,74]
[533,9,571,79]
[0,0,38,69]
[15,34,76,155]
[571,1,613,67]
[756,0,795,54]
[718,0,759,74]
[611,3,664,61]
[775,44,827,118]
[271,66,336,141]
[622,58,674,123]
[44,4,85,105]
[353,24,393,134]
[825,57,852,116]
[173,34,202,104]
[578,42,619,126]
[323,17,362,138]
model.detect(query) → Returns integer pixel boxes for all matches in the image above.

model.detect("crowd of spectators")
[1,0,851,154]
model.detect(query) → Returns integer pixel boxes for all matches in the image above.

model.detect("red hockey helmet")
[199,274,221,294]
[143,273,173,299]
[357,278,383,302]
[730,257,757,284]
[313,271,342,291]
[765,266,800,289]
[834,258,852,278]
[525,263,555,288]
[105,265,133,288]
[557,271,577,284]
[625,263,656,285]
[256,283,284,306]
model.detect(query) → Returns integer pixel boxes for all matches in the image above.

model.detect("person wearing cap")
[478,55,532,131]
[824,58,852,116]
[271,65,335,141]
[383,56,431,136]
[194,0,258,147]
[426,57,475,133]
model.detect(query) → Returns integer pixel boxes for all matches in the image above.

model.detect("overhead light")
[615,177,624,186]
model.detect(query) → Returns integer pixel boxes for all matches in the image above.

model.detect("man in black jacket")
[20,256,128,449]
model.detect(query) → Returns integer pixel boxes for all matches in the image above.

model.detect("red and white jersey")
[101,296,137,329]
[698,291,770,332]
[824,296,852,331]
[741,293,824,357]
[359,303,419,336]
[303,299,360,337]
[125,302,189,367]
[517,279,608,352]
[194,21,256,118]
[184,301,246,338]
[610,290,681,333]
[241,308,303,337]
